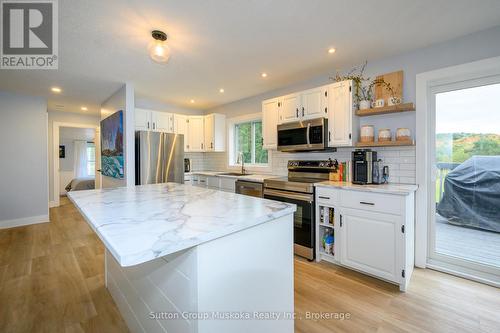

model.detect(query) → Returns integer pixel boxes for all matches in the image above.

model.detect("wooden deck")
[436,214,500,268]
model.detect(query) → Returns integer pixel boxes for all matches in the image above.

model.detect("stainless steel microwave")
[277,118,328,152]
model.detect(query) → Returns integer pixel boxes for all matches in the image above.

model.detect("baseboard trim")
[49,200,58,208]
[0,214,50,229]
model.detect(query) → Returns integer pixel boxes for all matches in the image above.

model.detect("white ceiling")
[60,127,96,141]
[1,0,500,116]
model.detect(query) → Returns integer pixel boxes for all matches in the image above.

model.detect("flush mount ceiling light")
[219,88,225,93]
[148,30,170,64]
[261,72,268,78]
[51,87,61,93]
[190,99,195,104]
[81,106,88,111]
[328,47,336,54]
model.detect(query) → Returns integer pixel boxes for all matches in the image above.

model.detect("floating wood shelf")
[355,140,414,148]
[355,103,415,116]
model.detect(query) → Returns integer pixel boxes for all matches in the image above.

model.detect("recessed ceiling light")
[51,87,62,93]
[81,106,88,111]
[190,99,195,104]
[261,72,268,78]
[219,88,225,93]
[328,47,336,54]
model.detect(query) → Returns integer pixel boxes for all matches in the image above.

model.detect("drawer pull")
[318,196,330,200]
[359,201,375,206]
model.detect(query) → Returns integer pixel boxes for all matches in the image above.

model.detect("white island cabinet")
[68,184,296,333]
[315,182,417,291]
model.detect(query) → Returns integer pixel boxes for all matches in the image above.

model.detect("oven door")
[277,118,326,152]
[264,188,315,260]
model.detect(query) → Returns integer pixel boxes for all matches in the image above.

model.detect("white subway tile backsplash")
[193,146,416,184]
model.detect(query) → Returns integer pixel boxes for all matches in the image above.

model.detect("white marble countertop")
[315,181,418,195]
[185,171,281,183]
[68,183,296,267]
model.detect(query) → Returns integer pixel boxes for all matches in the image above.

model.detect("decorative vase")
[360,125,374,143]
[359,100,371,110]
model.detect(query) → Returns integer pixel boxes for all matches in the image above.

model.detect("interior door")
[280,93,301,123]
[340,208,400,283]
[301,87,326,120]
[327,81,352,146]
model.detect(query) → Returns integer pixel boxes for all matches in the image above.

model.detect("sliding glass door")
[428,79,500,286]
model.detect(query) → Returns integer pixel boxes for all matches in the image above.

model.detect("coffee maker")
[352,149,377,184]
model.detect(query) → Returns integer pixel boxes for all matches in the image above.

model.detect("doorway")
[427,77,500,286]
[52,122,100,207]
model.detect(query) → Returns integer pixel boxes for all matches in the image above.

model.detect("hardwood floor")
[1,197,499,333]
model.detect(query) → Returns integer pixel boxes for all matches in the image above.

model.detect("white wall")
[135,97,204,116]
[0,91,49,228]
[48,111,100,203]
[100,83,135,188]
[201,26,500,183]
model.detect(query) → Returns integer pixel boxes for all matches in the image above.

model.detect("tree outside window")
[234,120,268,165]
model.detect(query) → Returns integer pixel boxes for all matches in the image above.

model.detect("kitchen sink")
[220,172,252,176]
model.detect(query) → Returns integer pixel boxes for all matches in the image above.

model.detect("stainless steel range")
[264,160,337,260]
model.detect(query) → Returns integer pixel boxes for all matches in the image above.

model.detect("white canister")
[396,128,411,141]
[360,125,375,143]
[378,128,392,142]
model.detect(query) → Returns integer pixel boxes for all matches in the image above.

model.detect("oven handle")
[264,188,313,203]
[306,123,311,146]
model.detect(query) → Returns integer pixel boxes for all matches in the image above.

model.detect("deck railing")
[436,162,461,202]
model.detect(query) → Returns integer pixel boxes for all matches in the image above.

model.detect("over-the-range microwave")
[277,118,332,152]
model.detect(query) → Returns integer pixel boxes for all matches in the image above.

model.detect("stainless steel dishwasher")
[235,180,263,198]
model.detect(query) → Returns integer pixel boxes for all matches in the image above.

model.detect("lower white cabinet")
[316,186,414,291]
[206,175,220,189]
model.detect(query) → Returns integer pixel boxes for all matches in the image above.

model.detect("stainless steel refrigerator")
[135,131,184,185]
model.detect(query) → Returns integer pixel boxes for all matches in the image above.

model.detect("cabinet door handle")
[340,214,343,227]
[328,131,331,142]
[324,107,327,113]
[153,122,155,130]
[318,196,330,200]
[211,142,213,149]
[201,143,204,150]
[302,107,305,117]
[147,121,150,129]
[359,201,375,206]
[296,108,299,118]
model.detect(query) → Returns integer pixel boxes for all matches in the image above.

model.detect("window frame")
[227,113,272,173]
[86,142,96,176]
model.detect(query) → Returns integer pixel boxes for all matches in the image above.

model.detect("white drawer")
[220,177,236,192]
[197,175,207,187]
[340,190,403,216]
[316,187,340,206]
[207,176,220,189]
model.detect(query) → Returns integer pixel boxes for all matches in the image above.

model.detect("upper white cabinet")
[204,113,226,152]
[174,114,189,151]
[187,116,205,152]
[136,109,226,153]
[280,93,301,123]
[301,86,328,120]
[327,80,357,147]
[262,98,281,150]
[152,112,174,132]
[135,108,153,131]
[135,108,174,133]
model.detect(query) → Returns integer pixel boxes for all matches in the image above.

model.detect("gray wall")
[206,25,500,139]
[47,111,100,202]
[0,91,48,226]
[100,83,135,188]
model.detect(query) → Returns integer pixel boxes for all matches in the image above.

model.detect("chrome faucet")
[237,151,246,175]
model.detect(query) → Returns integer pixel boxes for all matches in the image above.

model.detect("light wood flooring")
[0,197,499,333]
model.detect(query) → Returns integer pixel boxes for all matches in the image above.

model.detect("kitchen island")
[68,183,296,333]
